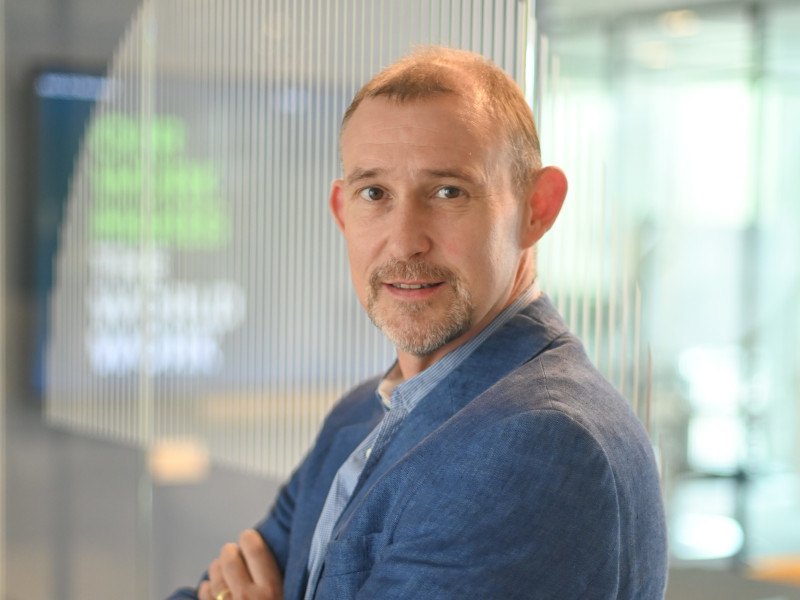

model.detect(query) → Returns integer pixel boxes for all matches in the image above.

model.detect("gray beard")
[366,259,474,357]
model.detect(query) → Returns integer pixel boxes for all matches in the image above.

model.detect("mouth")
[369,259,453,303]
[389,282,443,290]
[381,280,446,300]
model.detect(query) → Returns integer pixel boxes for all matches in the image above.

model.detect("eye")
[435,186,463,199]
[359,186,385,202]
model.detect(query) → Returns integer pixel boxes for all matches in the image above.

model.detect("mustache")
[369,259,457,288]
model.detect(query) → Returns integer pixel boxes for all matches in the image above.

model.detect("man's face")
[331,94,528,365]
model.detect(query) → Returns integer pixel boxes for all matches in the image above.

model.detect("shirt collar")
[376,363,404,408]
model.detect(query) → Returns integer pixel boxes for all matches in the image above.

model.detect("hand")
[198,529,283,600]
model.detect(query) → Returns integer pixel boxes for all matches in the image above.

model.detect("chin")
[383,318,471,358]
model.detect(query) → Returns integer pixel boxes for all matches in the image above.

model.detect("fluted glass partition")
[45,0,529,482]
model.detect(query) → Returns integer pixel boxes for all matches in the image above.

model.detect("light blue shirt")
[303,285,539,599]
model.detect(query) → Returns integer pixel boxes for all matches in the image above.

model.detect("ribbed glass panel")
[535,22,652,426]
[45,0,529,480]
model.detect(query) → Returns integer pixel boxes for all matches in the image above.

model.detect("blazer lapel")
[331,296,568,538]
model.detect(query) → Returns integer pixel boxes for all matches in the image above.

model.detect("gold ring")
[215,589,232,600]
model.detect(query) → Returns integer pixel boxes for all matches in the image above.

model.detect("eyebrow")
[345,167,481,186]
[424,168,480,184]
[345,167,384,186]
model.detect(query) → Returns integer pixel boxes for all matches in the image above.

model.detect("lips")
[390,282,442,290]
[369,259,455,300]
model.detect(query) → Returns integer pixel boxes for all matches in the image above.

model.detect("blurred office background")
[1,0,799,598]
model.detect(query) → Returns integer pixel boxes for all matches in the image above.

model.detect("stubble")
[366,259,474,357]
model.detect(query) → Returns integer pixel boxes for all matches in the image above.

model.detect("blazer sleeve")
[352,409,624,600]
[255,456,308,574]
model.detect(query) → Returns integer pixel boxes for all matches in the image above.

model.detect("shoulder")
[427,403,620,501]
[419,333,661,511]
[476,333,653,467]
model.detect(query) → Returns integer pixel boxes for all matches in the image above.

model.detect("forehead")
[343,94,483,136]
[340,95,506,173]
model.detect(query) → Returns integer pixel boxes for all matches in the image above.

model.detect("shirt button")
[365,447,373,459]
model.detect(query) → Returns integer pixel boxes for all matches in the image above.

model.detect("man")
[173,46,668,600]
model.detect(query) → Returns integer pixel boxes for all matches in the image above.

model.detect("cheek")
[448,220,503,259]
[462,226,520,288]
[345,238,376,300]
[439,228,503,288]
[346,243,367,280]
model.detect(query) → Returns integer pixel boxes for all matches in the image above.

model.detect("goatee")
[367,258,473,356]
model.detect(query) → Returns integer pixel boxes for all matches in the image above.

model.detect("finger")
[220,542,253,595]
[239,529,283,595]
[197,580,213,600]
[207,557,230,600]
[208,557,222,586]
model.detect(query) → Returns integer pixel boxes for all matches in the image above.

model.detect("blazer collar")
[445,293,568,414]
[333,294,568,536]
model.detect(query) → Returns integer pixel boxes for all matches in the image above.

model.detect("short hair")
[341,46,542,192]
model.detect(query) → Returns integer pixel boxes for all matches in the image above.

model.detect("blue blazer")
[173,297,667,599]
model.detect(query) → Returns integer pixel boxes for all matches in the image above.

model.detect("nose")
[385,197,432,261]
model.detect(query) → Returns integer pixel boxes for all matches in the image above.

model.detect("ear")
[329,179,346,233]
[520,166,568,248]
